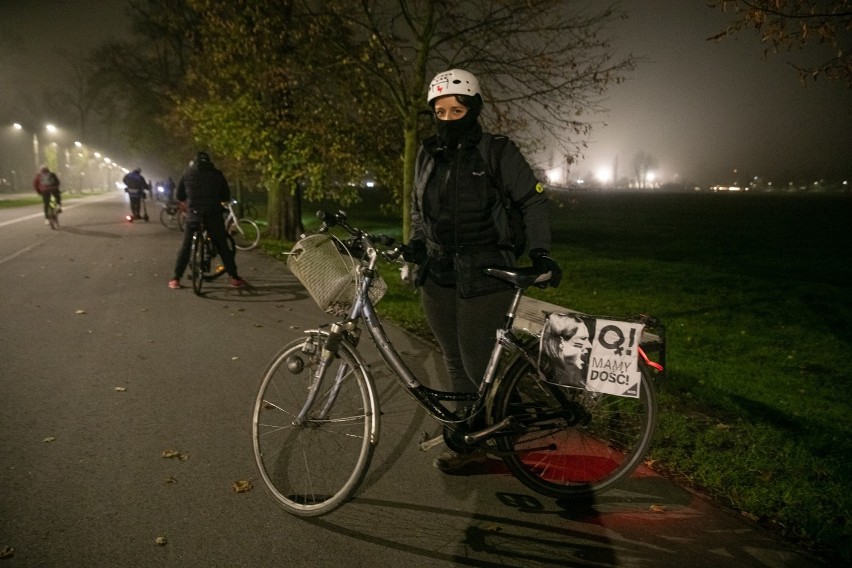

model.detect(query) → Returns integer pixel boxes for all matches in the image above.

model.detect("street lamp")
[11,122,40,173]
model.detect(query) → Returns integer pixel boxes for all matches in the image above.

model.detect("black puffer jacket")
[411,123,551,297]
[176,160,230,221]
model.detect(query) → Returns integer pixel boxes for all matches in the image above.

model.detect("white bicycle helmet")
[427,69,481,105]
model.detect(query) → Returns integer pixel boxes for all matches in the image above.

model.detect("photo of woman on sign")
[540,314,593,388]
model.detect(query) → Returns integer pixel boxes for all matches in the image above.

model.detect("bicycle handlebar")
[316,210,399,258]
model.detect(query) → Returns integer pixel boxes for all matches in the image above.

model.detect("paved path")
[0,192,828,567]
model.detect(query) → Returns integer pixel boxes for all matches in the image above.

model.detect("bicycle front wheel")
[229,218,260,250]
[493,358,657,498]
[252,334,379,517]
[190,233,204,295]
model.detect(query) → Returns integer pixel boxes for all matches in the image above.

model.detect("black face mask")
[435,108,480,150]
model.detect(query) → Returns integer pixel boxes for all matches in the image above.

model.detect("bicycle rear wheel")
[190,233,204,295]
[492,358,657,498]
[229,218,260,250]
[252,334,379,516]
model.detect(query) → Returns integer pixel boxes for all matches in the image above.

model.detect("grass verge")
[275,191,852,562]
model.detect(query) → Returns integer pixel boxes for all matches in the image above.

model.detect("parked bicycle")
[252,210,666,517]
[159,200,185,231]
[188,220,236,295]
[224,200,260,250]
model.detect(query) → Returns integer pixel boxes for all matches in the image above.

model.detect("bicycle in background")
[223,200,260,250]
[251,209,666,517]
[46,194,61,230]
[160,200,185,231]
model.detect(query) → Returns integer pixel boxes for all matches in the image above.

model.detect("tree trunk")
[266,179,303,241]
[401,111,419,241]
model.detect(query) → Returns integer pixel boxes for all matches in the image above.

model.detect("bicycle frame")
[293,232,539,440]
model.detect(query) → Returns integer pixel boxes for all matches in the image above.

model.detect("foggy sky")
[2,0,850,188]
[568,0,852,187]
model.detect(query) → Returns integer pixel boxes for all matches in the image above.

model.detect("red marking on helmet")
[437,86,443,93]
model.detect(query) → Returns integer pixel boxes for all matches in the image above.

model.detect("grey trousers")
[420,278,515,397]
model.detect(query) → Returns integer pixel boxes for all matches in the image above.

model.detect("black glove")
[401,239,427,264]
[529,248,562,288]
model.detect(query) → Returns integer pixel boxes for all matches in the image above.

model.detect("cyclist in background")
[33,165,61,225]
[168,152,248,290]
[123,167,149,219]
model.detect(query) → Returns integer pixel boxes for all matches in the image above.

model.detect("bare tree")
[306,0,637,239]
[708,0,852,87]
[632,151,657,189]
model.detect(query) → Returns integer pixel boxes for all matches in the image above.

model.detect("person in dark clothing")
[122,168,149,219]
[402,69,562,471]
[33,165,61,223]
[168,152,248,289]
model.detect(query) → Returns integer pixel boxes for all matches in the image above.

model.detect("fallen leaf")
[164,476,178,484]
[114,387,127,392]
[162,450,188,460]
[232,480,253,493]
[231,356,239,361]
[650,504,666,513]
[43,436,56,443]
[0,546,14,559]
[155,536,167,546]
[75,309,86,315]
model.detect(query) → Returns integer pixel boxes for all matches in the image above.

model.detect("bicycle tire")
[160,208,179,230]
[252,333,379,517]
[492,357,657,498]
[229,218,260,250]
[47,198,60,230]
[190,232,204,295]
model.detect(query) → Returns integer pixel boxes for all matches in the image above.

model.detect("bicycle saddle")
[483,266,552,288]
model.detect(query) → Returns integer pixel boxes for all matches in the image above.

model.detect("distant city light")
[45,123,57,133]
[595,168,612,184]
[547,168,563,184]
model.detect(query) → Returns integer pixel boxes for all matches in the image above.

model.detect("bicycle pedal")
[418,433,444,452]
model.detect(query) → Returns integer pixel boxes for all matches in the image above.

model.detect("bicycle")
[45,193,61,230]
[223,200,260,251]
[188,221,236,296]
[252,210,666,517]
[159,200,185,230]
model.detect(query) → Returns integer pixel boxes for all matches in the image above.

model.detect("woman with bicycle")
[403,69,562,471]
[168,152,248,290]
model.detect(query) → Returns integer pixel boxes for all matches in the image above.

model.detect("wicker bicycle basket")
[287,233,387,316]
